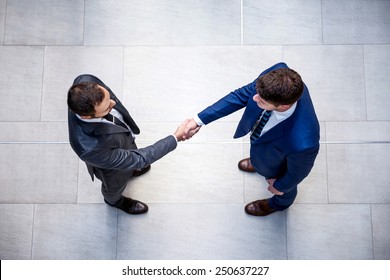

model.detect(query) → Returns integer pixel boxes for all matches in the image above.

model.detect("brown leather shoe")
[245,199,277,216]
[132,165,151,177]
[238,158,255,173]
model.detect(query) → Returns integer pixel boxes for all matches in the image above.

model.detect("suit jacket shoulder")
[281,87,320,152]
[73,74,105,86]
[198,62,291,134]
[71,74,140,134]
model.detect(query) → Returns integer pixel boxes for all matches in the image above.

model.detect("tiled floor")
[0,0,389,260]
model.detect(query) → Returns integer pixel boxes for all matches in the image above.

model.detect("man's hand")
[183,118,201,140]
[266,178,284,195]
[174,119,198,141]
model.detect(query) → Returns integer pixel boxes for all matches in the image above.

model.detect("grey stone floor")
[0,0,389,260]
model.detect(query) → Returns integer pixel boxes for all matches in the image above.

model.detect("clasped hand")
[174,118,201,141]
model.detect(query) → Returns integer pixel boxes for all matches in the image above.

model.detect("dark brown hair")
[256,68,303,106]
[67,82,104,117]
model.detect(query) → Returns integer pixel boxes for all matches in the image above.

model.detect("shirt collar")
[76,108,120,123]
[76,114,104,123]
[273,102,297,121]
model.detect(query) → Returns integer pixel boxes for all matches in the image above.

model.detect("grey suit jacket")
[68,74,177,182]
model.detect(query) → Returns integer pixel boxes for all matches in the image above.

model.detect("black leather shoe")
[132,165,151,177]
[105,196,148,215]
[244,199,277,216]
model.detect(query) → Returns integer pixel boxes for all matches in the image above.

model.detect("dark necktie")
[103,113,128,130]
[250,110,272,143]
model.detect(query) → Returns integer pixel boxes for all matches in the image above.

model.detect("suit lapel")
[234,97,263,138]
[93,123,129,135]
[108,92,140,134]
[253,99,300,144]
[253,123,284,144]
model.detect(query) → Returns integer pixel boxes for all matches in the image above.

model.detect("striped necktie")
[103,113,128,130]
[250,110,272,143]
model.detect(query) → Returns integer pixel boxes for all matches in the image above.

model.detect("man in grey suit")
[67,74,193,215]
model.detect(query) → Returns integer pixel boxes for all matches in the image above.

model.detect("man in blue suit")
[184,62,320,216]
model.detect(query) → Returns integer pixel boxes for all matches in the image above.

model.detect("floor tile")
[283,45,365,122]
[243,0,322,44]
[84,0,241,46]
[0,122,68,142]
[0,144,78,203]
[135,121,244,144]
[287,204,373,259]
[364,45,390,121]
[123,143,245,204]
[0,46,44,121]
[1,0,389,262]
[117,204,287,259]
[0,204,34,260]
[42,46,124,121]
[77,159,103,204]
[123,46,282,122]
[4,0,84,45]
[326,121,390,142]
[322,0,390,44]
[294,145,328,204]
[243,171,270,204]
[371,204,390,259]
[327,144,390,203]
[32,204,117,259]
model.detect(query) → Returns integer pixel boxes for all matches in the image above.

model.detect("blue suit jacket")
[198,63,320,193]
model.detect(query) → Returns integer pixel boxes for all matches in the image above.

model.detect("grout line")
[241,142,245,203]
[325,143,330,204]
[82,0,86,46]
[114,209,119,260]
[30,203,36,260]
[1,140,390,144]
[362,45,369,121]
[285,212,289,260]
[2,0,8,45]
[320,0,324,44]
[240,0,244,45]
[76,157,80,204]
[39,46,46,122]
[121,46,125,97]
[369,204,375,259]
[324,124,330,204]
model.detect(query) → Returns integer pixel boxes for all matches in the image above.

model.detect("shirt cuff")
[194,115,204,126]
[172,134,178,143]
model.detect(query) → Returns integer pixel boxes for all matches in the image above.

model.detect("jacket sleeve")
[198,80,256,125]
[80,135,177,170]
[273,146,319,193]
[197,62,289,125]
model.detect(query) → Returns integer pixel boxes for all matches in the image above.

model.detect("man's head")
[67,82,116,118]
[253,68,303,112]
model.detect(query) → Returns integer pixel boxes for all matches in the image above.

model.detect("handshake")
[173,118,202,142]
